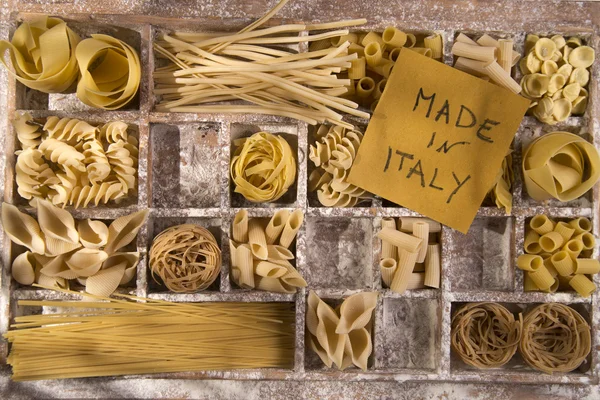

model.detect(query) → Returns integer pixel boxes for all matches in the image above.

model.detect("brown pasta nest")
[451,302,522,369]
[520,303,591,374]
[149,224,221,293]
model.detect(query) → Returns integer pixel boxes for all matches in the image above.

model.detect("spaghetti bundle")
[5,287,295,381]
[451,302,522,369]
[153,0,369,128]
[149,224,222,292]
[519,303,590,374]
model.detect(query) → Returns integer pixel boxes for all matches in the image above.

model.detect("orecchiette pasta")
[12,113,138,208]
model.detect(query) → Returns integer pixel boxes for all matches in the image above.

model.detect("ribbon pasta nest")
[0,16,80,93]
[13,112,138,208]
[149,224,222,293]
[522,131,600,202]
[230,132,296,203]
[306,291,378,371]
[520,303,591,374]
[308,124,371,207]
[451,302,522,369]
[2,200,148,297]
[229,209,306,293]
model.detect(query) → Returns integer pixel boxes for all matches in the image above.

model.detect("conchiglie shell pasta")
[36,199,78,244]
[104,209,149,254]
[77,219,109,249]
[12,252,36,285]
[1,203,45,254]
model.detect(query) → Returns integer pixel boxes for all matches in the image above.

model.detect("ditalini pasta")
[309,125,372,207]
[0,16,80,93]
[522,132,600,202]
[149,224,221,293]
[230,132,296,203]
[519,303,591,374]
[1,201,147,296]
[451,33,521,94]
[451,303,522,369]
[229,210,306,293]
[306,291,377,371]
[521,34,594,123]
[5,290,296,380]
[519,214,597,296]
[12,113,138,208]
[378,217,441,293]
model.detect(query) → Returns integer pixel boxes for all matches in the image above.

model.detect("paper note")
[348,49,530,233]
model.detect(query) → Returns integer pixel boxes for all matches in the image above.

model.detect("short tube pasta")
[553,221,575,242]
[377,227,423,253]
[453,57,488,77]
[569,274,596,297]
[451,42,496,62]
[365,42,384,67]
[424,243,440,288]
[569,217,592,234]
[382,27,407,48]
[524,230,542,254]
[407,272,426,290]
[361,31,384,48]
[563,239,584,259]
[236,244,255,288]
[380,258,397,288]
[483,61,522,94]
[530,215,555,235]
[388,47,402,62]
[539,231,565,253]
[498,39,514,72]
[248,219,268,260]
[373,79,387,100]
[356,77,375,98]
[574,232,595,250]
[424,34,443,59]
[575,259,600,274]
[265,209,290,244]
[399,217,442,233]
[390,249,418,294]
[528,265,555,290]
[550,251,575,276]
[279,209,303,248]
[348,57,366,80]
[517,254,544,272]
[380,218,397,260]
[233,209,249,242]
[524,273,538,291]
[412,222,429,263]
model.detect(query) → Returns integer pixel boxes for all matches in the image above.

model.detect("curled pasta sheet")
[149,224,221,293]
[13,114,138,208]
[522,132,600,202]
[309,125,371,207]
[451,302,522,369]
[76,34,141,110]
[488,151,513,213]
[520,303,591,374]
[0,16,80,93]
[230,132,296,203]
[229,212,306,293]
[306,291,376,371]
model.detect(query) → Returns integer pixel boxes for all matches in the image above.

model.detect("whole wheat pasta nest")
[149,224,221,293]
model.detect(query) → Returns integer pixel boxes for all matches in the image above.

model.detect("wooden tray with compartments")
[0,0,599,390]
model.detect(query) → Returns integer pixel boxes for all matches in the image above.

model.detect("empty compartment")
[450,302,592,376]
[376,297,439,370]
[305,216,373,290]
[147,215,222,293]
[12,18,143,111]
[448,217,514,291]
[150,123,221,208]
[229,123,300,208]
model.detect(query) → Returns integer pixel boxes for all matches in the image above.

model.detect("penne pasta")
[424,243,440,288]
[377,227,423,253]
[267,245,295,260]
[379,258,397,288]
[279,209,303,248]
[232,209,249,242]
[380,218,398,260]
[412,222,430,263]
[390,249,418,294]
[236,244,255,288]
[254,261,288,278]
[265,209,290,244]
[248,219,268,260]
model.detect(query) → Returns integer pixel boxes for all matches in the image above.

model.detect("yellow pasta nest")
[76,34,141,110]
[519,303,591,374]
[149,224,222,293]
[0,16,80,93]
[522,131,600,202]
[518,214,598,297]
[230,132,296,203]
[2,200,147,297]
[12,113,138,208]
[306,291,378,371]
[520,34,594,123]
[451,302,522,369]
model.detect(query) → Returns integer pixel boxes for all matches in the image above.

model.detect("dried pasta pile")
[13,113,138,208]
[5,288,295,380]
[518,215,598,296]
[3,201,147,297]
[520,303,591,374]
[149,224,222,293]
[312,28,443,110]
[308,124,371,207]
[306,291,377,371]
[522,131,600,202]
[520,35,594,123]
[230,132,296,203]
[0,16,140,109]
[451,303,522,369]
[451,33,521,93]
[229,209,306,293]
[153,0,369,128]
[377,217,441,293]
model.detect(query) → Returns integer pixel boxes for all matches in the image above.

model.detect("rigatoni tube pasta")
[229,209,306,293]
